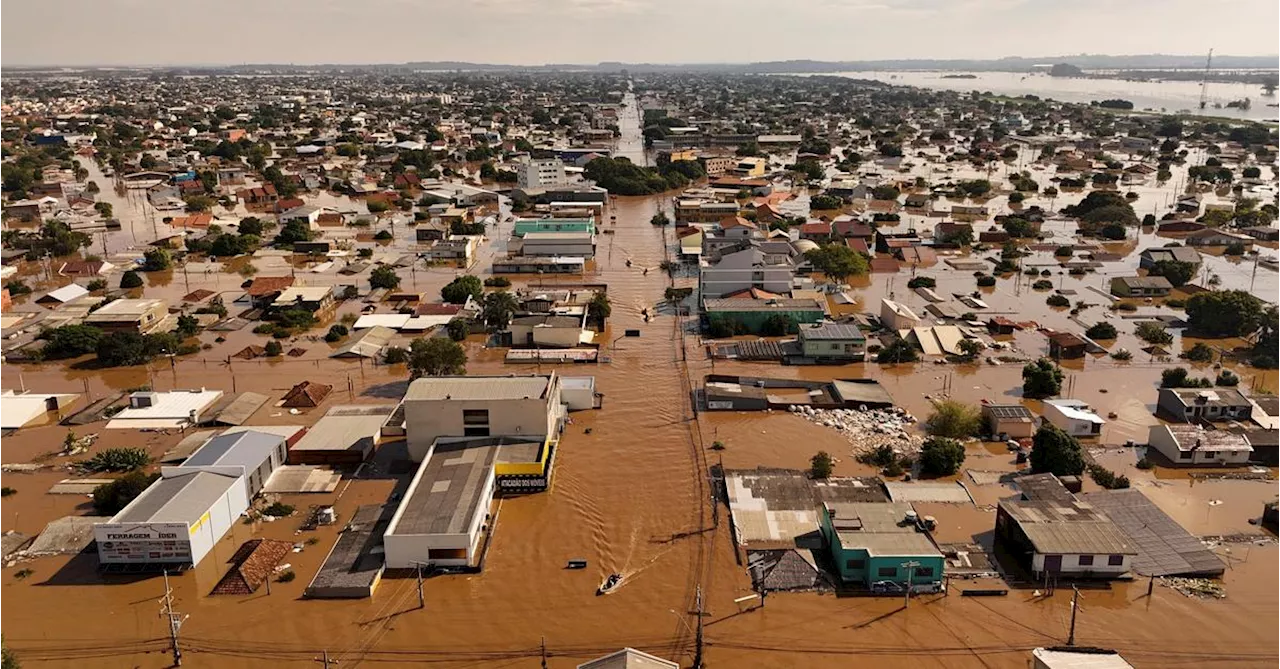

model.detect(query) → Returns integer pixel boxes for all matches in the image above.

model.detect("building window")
[1179,450,1193,460]
[915,566,934,577]
[1108,555,1125,566]
[877,567,897,578]
[464,426,490,437]
[1078,555,1094,566]
[845,558,865,570]
[463,409,489,425]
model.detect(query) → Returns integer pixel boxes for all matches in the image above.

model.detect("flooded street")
[4,184,1278,667]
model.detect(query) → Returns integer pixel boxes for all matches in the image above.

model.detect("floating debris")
[1160,576,1226,599]
[788,405,922,457]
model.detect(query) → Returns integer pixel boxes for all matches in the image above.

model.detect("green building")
[703,297,826,334]
[797,322,867,361]
[513,217,596,237]
[819,502,945,590]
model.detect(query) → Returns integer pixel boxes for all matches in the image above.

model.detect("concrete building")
[0,391,79,430]
[515,231,596,258]
[402,374,565,462]
[1032,648,1133,669]
[106,389,224,429]
[1156,387,1253,423]
[732,157,767,178]
[1138,246,1200,269]
[84,298,169,334]
[383,441,499,569]
[699,241,796,298]
[1147,424,1253,465]
[996,499,1136,578]
[819,502,945,590]
[982,404,1036,440]
[797,322,866,361]
[94,430,286,568]
[507,314,590,349]
[288,405,393,465]
[703,297,826,334]
[879,299,921,331]
[1109,276,1172,298]
[517,158,567,190]
[1041,399,1105,438]
[578,648,679,669]
[513,217,595,237]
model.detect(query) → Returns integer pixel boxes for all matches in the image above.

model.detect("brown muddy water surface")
[4,157,1279,665]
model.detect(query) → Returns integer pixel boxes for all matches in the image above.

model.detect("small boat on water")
[597,573,623,595]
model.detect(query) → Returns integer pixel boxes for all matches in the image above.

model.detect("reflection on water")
[819,70,1279,121]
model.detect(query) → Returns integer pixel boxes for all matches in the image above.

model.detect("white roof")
[276,286,332,302]
[881,298,919,321]
[1031,649,1134,669]
[402,315,454,331]
[107,390,223,426]
[1044,399,1106,424]
[0,391,77,429]
[43,283,91,303]
[353,314,411,330]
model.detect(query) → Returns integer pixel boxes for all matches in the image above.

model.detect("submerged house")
[819,502,945,590]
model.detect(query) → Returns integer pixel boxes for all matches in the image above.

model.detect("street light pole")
[902,560,920,608]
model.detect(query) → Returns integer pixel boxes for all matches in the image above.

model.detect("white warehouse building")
[93,430,287,568]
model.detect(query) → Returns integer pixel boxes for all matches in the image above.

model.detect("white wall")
[383,468,494,569]
[1147,426,1252,465]
[1031,552,1131,576]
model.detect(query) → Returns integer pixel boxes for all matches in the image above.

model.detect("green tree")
[441,275,483,304]
[759,313,796,336]
[1022,358,1063,398]
[3,637,18,669]
[1161,367,1212,388]
[809,451,834,479]
[274,220,314,245]
[238,217,264,236]
[587,292,611,329]
[96,331,150,366]
[877,337,919,363]
[919,437,966,477]
[1029,424,1085,477]
[175,314,199,338]
[79,447,151,472]
[324,324,349,342]
[92,471,160,515]
[1149,260,1196,287]
[958,338,983,360]
[1135,321,1173,345]
[650,212,671,226]
[804,244,869,282]
[264,340,283,356]
[408,337,467,378]
[481,291,519,330]
[120,270,143,289]
[39,324,104,359]
[142,248,172,271]
[369,265,401,290]
[1186,290,1266,337]
[1085,322,1118,340]
[445,319,470,342]
[925,400,982,439]
[1182,342,1214,362]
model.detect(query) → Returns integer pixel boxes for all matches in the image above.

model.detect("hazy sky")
[3,0,1277,66]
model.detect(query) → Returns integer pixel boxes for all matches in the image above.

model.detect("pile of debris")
[1160,576,1226,599]
[788,405,923,457]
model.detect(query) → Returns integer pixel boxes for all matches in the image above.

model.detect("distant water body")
[816,70,1279,122]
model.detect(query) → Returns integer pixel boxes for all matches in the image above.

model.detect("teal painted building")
[513,217,596,237]
[702,297,826,334]
[819,502,945,589]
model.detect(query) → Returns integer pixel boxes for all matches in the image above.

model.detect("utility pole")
[314,650,335,668]
[540,636,548,669]
[412,561,426,608]
[160,569,187,666]
[902,560,920,608]
[693,584,704,669]
[1066,586,1081,646]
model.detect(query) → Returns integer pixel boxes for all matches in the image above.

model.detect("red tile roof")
[245,276,295,297]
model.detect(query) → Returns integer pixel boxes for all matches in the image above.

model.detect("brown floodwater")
[3,125,1278,667]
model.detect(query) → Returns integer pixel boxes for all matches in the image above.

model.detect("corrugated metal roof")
[405,375,551,401]
[390,442,498,536]
[1080,489,1225,577]
[183,430,282,469]
[113,470,241,524]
